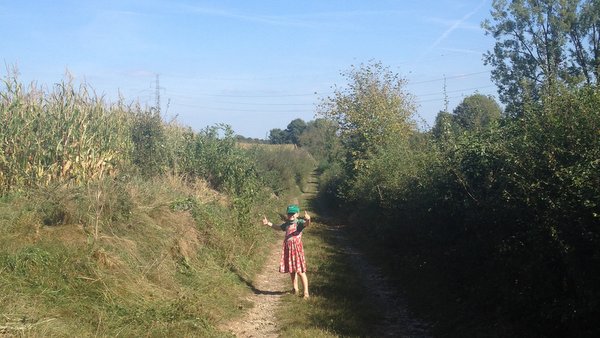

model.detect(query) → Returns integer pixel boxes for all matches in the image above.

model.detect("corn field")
[0,74,318,223]
[0,75,133,193]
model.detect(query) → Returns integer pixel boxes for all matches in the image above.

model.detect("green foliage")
[249,145,316,196]
[268,128,288,144]
[319,59,600,335]
[164,124,266,225]
[0,73,310,335]
[162,124,196,177]
[432,94,502,147]
[235,134,268,144]
[268,118,308,145]
[431,110,457,140]
[130,109,167,177]
[414,88,600,335]
[483,0,600,115]
[285,118,307,145]
[316,61,419,209]
[317,61,417,176]
[452,93,502,131]
[298,118,343,168]
[0,170,281,336]
[315,161,344,211]
[0,75,272,216]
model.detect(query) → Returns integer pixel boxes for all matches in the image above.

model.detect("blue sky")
[1,0,497,138]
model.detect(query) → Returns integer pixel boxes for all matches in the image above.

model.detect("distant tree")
[285,118,307,145]
[268,128,287,144]
[298,118,342,163]
[482,0,600,116]
[453,94,502,131]
[235,135,267,144]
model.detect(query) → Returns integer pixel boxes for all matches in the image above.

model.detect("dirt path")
[220,239,289,338]
[220,173,318,337]
[222,171,430,337]
[326,224,431,337]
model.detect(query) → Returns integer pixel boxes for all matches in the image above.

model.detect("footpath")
[221,171,430,337]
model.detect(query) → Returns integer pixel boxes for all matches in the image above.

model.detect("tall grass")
[0,175,278,336]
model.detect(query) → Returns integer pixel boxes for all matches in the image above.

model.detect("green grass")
[274,171,380,337]
[276,219,378,337]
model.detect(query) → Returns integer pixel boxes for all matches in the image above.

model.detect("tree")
[268,128,287,144]
[565,0,600,84]
[235,134,267,144]
[453,93,502,131]
[431,110,458,140]
[317,61,417,171]
[285,118,307,145]
[482,0,600,116]
[298,118,342,164]
[268,118,307,145]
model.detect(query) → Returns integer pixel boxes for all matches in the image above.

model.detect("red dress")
[279,219,307,273]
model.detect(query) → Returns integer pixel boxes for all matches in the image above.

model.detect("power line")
[169,101,310,113]
[117,69,493,103]
[169,91,494,112]
[126,71,496,113]
[166,83,495,106]
[408,70,491,85]
[167,91,324,98]
[153,70,493,99]
[417,94,479,104]
[416,84,496,97]
[212,101,315,106]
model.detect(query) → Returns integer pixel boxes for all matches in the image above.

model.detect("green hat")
[286,204,300,214]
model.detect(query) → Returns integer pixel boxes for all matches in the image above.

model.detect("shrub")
[323,85,600,336]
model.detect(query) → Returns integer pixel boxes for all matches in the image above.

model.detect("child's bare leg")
[290,273,299,293]
[298,272,309,298]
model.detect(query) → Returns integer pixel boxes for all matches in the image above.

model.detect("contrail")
[428,0,487,52]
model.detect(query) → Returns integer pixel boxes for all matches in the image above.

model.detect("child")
[262,204,311,298]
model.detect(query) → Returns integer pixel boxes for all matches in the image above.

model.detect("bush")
[248,145,316,197]
[130,108,167,177]
[324,85,600,337]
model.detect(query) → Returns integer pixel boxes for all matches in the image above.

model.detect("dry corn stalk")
[0,74,134,193]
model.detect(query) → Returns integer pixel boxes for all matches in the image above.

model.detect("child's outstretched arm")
[262,216,277,229]
[304,211,311,227]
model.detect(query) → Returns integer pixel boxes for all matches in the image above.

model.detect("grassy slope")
[0,176,277,337]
